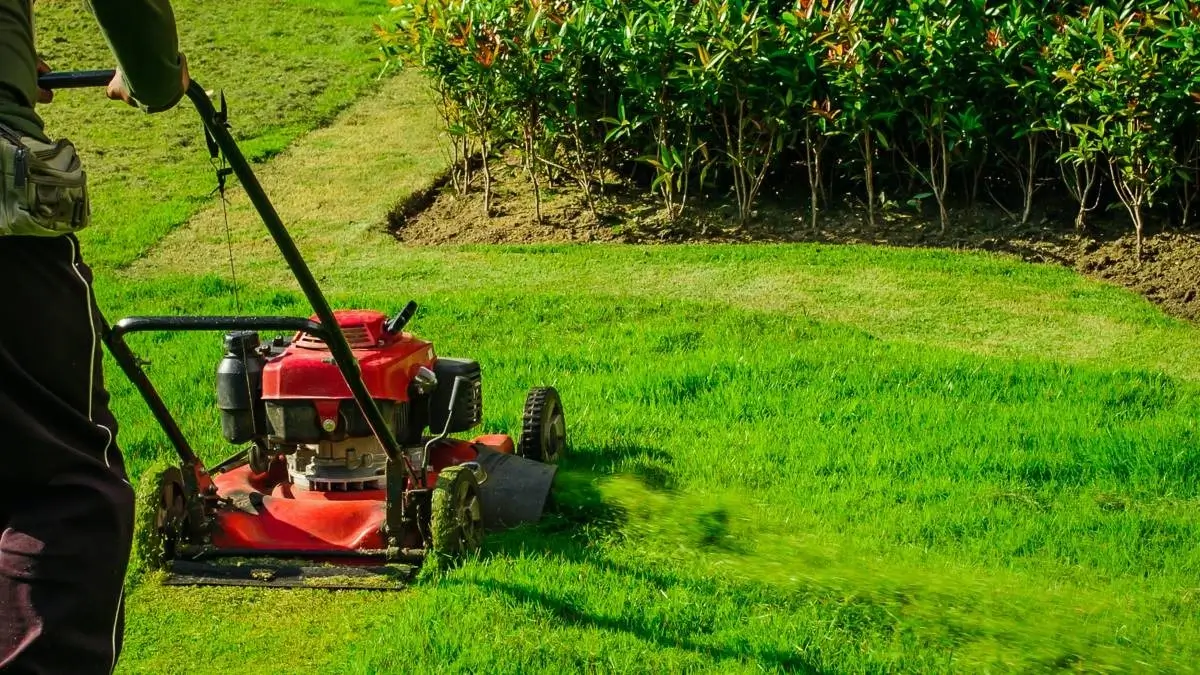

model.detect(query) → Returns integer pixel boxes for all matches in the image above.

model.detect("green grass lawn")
[111,255,1200,673]
[29,2,1200,672]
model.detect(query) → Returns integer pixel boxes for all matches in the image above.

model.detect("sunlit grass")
[103,269,1200,673]
[34,3,1200,669]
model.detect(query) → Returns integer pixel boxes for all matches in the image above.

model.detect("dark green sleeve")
[85,0,184,113]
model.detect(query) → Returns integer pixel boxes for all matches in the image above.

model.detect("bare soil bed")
[390,157,1200,323]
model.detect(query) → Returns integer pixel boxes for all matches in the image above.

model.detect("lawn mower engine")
[218,307,484,490]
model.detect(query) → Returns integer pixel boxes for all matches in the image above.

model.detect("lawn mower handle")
[40,69,419,485]
[37,69,115,89]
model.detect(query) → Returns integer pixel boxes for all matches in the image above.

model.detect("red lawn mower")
[41,71,567,588]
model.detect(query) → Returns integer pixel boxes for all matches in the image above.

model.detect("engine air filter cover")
[429,358,483,434]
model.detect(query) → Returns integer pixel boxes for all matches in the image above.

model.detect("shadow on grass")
[458,444,828,673]
[464,575,824,674]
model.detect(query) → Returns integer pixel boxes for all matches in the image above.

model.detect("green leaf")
[636,155,665,170]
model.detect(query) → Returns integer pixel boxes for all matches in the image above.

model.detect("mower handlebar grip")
[37,70,116,90]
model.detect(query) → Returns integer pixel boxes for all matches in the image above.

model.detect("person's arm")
[85,0,187,112]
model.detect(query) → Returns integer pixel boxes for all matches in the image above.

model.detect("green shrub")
[378,0,1200,249]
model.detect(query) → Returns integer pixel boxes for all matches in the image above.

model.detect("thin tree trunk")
[526,129,542,223]
[571,126,596,217]
[678,124,694,218]
[815,132,827,207]
[722,105,745,226]
[806,120,819,232]
[1072,156,1100,233]
[996,132,1041,226]
[1057,134,1099,232]
[1177,142,1199,229]
[939,127,949,232]
[448,135,462,195]
[1021,133,1038,225]
[531,168,542,223]
[927,125,949,233]
[1070,160,1099,232]
[1109,160,1146,261]
[463,136,473,192]
[481,137,493,216]
[900,116,950,233]
[732,106,745,225]
[752,128,778,227]
[1181,178,1198,229]
[1136,212,1144,259]
[863,130,876,228]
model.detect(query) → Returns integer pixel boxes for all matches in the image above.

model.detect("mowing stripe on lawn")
[126,69,443,279]
[35,0,393,270]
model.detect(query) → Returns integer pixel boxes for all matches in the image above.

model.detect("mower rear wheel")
[132,463,188,575]
[518,387,566,464]
[430,465,485,560]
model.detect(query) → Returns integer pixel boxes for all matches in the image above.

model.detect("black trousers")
[0,234,133,674]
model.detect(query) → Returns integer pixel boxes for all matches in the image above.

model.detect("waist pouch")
[0,124,90,237]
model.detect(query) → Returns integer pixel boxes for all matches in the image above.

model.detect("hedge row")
[377,1,1200,251]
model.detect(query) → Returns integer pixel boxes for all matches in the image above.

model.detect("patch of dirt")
[1077,233,1200,321]
[390,158,627,245]
[390,155,1200,323]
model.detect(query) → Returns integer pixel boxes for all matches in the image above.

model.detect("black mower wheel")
[430,465,485,561]
[518,387,566,464]
[131,462,188,577]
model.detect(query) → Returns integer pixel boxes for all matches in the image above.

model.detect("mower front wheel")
[518,386,566,464]
[131,462,188,576]
[430,465,485,561]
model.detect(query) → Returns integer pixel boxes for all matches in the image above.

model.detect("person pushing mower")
[0,0,189,672]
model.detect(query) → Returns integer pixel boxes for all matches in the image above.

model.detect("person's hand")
[179,53,191,93]
[178,52,190,90]
[36,58,52,105]
[107,53,190,107]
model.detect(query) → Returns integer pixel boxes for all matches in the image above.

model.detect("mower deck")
[163,559,417,590]
[149,433,562,588]
[204,435,517,556]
